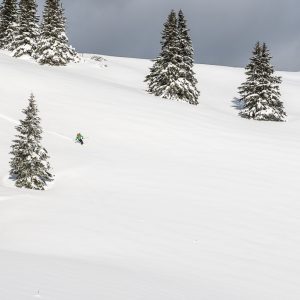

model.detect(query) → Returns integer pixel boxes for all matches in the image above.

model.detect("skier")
[76,133,84,145]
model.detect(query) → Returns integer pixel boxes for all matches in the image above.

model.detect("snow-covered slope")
[0,51,299,300]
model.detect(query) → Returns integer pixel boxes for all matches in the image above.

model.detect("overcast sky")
[37,0,300,71]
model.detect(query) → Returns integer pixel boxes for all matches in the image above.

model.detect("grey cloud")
[36,0,300,71]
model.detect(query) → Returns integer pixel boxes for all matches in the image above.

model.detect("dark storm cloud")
[37,0,300,70]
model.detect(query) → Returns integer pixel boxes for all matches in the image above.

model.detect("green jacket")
[76,133,83,140]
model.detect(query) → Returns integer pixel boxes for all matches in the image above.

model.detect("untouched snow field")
[0,51,299,300]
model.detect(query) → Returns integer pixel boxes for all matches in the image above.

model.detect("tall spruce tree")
[145,10,199,105]
[10,94,53,190]
[145,10,182,100]
[177,9,199,105]
[238,42,286,121]
[35,0,79,66]
[11,0,39,57]
[0,0,18,49]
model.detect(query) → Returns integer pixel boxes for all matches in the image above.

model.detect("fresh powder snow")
[0,50,299,299]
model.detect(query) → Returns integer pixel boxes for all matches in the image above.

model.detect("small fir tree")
[177,9,199,105]
[0,0,18,49]
[10,94,53,190]
[239,42,286,121]
[145,10,182,100]
[35,0,79,66]
[11,0,39,57]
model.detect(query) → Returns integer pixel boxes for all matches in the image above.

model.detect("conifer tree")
[238,42,286,121]
[145,10,199,105]
[0,4,3,31]
[10,94,53,190]
[145,10,182,100]
[35,0,79,66]
[11,0,39,57]
[0,0,18,49]
[177,9,199,105]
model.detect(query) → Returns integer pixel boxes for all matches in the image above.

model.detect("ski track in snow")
[0,113,18,124]
[0,112,73,142]
[46,131,74,142]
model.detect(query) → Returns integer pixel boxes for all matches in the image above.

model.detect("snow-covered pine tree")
[11,0,39,57]
[10,93,53,190]
[0,0,9,47]
[145,10,199,105]
[0,0,18,49]
[0,4,3,28]
[35,0,79,66]
[145,10,182,100]
[239,42,286,121]
[177,9,199,105]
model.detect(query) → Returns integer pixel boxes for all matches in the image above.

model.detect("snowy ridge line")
[0,112,72,141]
